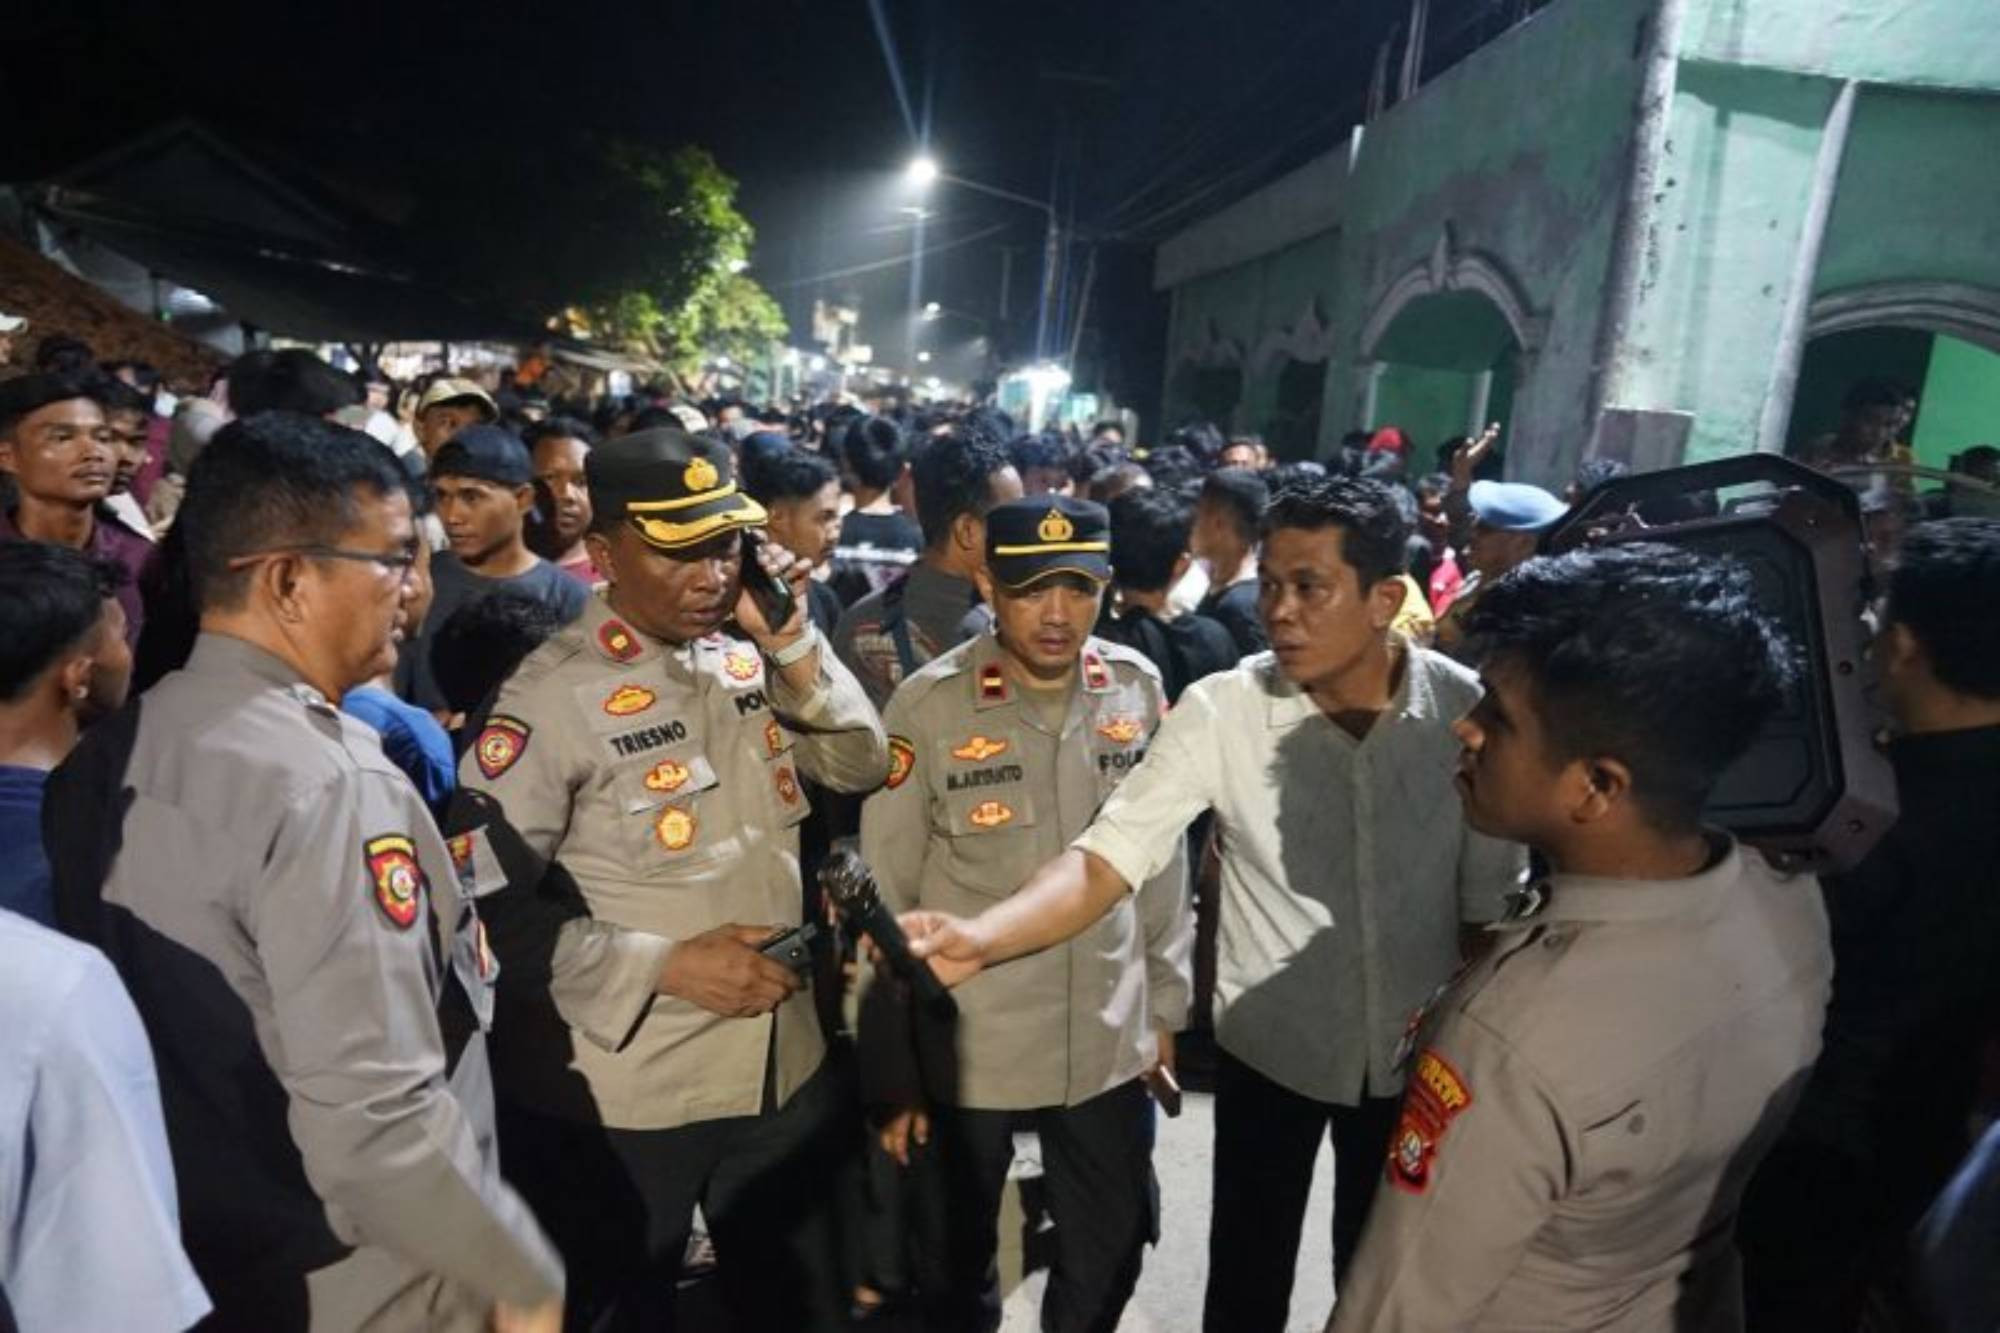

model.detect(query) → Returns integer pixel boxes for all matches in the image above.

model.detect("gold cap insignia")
[1037,508,1075,542]
[684,456,720,493]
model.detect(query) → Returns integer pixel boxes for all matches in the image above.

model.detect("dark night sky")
[4,0,1523,413]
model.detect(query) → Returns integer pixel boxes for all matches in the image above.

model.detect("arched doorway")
[1364,288,1522,464]
[1357,228,1539,469]
[1789,282,2000,471]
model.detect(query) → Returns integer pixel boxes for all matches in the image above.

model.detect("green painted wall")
[1159,0,1650,477]
[1686,0,2000,94]
[1914,335,2000,465]
[1158,0,2000,481]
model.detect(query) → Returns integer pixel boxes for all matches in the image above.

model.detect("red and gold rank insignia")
[446,834,473,872]
[655,806,697,852]
[1082,651,1111,691]
[1388,1049,1474,1195]
[951,735,1010,763]
[978,664,1008,704]
[602,684,657,717]
[474,716,531,780]
[598,618,642,662]
[1095,715,1142,745]
[364,834,425,930]
[764,718,786,757]
[967,800,1014,829]
[774,763,801,805]
[642,759,693,794]
[886,736,916,789]
[722,650,762,683]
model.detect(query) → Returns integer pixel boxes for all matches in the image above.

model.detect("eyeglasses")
[228,544,420,578]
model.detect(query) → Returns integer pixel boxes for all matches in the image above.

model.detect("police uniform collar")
[1515,837,1741,927]
[188,630,328,701]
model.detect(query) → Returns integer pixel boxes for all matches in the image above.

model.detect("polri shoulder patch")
[886,736,917,789]
[1388,1048,1474,1195]
[474,716,531,780]
[365,834,425,930]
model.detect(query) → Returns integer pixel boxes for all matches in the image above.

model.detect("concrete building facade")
[1154,0,2000,484]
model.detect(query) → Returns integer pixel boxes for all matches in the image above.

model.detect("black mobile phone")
[740,530,797,630]
[758,921,820,974]
[1145,1064,1184,1118]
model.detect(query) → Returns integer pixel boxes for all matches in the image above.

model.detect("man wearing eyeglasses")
[42,412,565,1333]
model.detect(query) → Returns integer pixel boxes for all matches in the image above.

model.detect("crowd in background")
[0,321,1997,1333]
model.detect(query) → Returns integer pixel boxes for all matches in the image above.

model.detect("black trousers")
[1202,1051,1401,1333]
[915,1081,1158,1333]
[498,1062,850,1333]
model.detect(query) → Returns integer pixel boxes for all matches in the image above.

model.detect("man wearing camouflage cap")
[451,427,889,1328]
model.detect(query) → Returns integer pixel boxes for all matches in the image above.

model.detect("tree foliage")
[419,137,786,368]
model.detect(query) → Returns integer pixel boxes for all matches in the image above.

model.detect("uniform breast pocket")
[613,752,728,865]
[941,788,1042,900]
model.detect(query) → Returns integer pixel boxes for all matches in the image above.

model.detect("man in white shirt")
[903,476,1525,1332]
[0,910,210,1331]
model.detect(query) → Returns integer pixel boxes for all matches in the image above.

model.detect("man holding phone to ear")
[452,427,889,1329]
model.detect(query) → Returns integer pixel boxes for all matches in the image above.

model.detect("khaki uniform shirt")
[457,596,888,1131]
[96,633,561,1318]
[1330,841,1833,1333]
[861,632,1193,1111]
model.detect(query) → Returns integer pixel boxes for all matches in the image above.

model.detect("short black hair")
[89,374,151,419]
[1108,488,1194,593]
[1463,543,1796,830]
[1887,518,2000,699]
[523,416,600,452]
[1261,476,1411,589]
[1141,445,1204,495]
[0,543,123,701]
[1007,434,1072,477]
[31,335,94,376]
[226,349,360,418]
[177,412,410,611]
[742,445,838,506]
[430,590,568,720]
[1199,468,1269,545]
[840,416,909,491]
[1267,460,1328,494]
[911,434,1014,548]
[0,373,99,437]
[102,360,162,394]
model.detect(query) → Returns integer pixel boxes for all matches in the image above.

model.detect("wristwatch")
[767,625,820,668]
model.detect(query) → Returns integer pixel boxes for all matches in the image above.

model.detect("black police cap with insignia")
[585,427,768,552]
[984,494,1112,588]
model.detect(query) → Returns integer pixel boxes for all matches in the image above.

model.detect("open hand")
[658,924,804,1017]
[900,910,990,988]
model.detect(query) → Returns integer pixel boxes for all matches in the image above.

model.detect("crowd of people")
[0,322,1997,1333]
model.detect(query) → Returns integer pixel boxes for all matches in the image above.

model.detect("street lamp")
[905,152,1063,363]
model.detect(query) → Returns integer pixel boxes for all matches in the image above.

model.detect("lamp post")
[907,155,1061,363]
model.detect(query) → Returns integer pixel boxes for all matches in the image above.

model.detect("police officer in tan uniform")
[44,413,563,1332]
[861,495,1191,1333]
[1327,545,1831,1333]
[452,427,888,1329]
